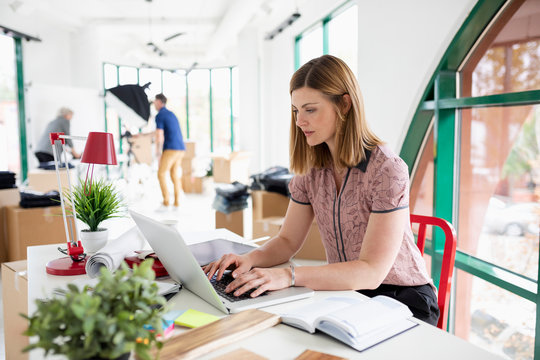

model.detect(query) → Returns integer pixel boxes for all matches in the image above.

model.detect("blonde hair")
[289,55,382,174]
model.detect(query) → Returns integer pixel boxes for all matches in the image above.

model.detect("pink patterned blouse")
[288,145,432,287]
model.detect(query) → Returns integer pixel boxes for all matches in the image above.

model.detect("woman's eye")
[305,108,315,113]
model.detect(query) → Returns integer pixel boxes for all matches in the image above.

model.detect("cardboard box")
[181,157,193,176]
[27,169,76,193]
[252,190,290,222]
[129,134,153,165]
[212,152,251,184]
[0,188,20,264]
[184,141,196,158]
[6,205,72,261]
[215,210,244,237]
[1,260,29,360]
[182,175,204,194]
[252,216,284,241]
[253,216,326,260]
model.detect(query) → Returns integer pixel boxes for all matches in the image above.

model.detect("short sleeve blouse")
[288,145,432,287]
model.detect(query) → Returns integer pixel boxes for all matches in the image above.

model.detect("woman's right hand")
[203,253,253,281]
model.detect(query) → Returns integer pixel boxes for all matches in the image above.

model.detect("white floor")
[0,171,244,359]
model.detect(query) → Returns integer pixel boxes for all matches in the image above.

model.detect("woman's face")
[291,87,338,150]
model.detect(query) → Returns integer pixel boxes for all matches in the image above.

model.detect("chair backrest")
[410,214,457,330]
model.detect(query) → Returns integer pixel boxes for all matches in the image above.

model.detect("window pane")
[0,35,20,176]
[408,123,434,270]
[162,70,187,139]
[103,63,118,89]
[212,68,231,154]
[232,66,240,151]
[299,25,323,67]
[458,105,540,279]
[139,68,162,100]
[455,269,535,359]
[461,0,540,97]
[118,66,138,85]
[410,124,434,217]
[187,69,210,154]
[328,4,358,75]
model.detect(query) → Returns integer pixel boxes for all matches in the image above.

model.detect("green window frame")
[400,0,540,355]
[102,63,237,154]
[294,0,357,70]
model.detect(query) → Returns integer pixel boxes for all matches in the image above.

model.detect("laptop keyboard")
[211,273,268,302]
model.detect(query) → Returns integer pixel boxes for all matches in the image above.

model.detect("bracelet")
[290,264,295,287]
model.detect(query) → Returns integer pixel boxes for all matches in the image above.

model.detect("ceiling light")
[265,12,301,41]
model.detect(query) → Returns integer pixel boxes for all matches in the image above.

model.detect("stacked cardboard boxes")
[0,188,20,264]
[181,141,205,194]
[251,190,326,260]
[2,260,29,360]
[212,151,251,184]
[129,133,153,165]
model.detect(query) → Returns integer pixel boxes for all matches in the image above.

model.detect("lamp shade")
[80,132,117,165]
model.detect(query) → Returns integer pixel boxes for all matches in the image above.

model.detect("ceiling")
[5,0,285,69]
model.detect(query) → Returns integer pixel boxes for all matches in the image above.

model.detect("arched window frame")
[401,0,540,351]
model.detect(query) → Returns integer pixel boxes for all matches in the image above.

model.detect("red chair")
[410,214,457,330]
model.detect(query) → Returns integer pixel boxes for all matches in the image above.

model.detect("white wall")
[243,0,477,172]
[2,0,478,174]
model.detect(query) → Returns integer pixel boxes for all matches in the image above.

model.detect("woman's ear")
[341,94,352,115]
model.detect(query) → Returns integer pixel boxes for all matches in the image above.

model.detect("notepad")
[174,309,220,328]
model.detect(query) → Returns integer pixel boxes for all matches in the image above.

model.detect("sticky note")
[174,309,220,328]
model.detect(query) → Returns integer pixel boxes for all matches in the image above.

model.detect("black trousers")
[35,152,54,163]
[358,283,440,326]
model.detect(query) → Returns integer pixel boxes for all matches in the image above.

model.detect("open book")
[280,296,418,352]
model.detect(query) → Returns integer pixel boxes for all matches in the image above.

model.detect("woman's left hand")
[225,267,291,298]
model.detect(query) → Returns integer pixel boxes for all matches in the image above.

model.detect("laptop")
[130,210,314,314]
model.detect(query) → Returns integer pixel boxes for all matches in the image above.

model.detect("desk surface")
[27,228,502,360]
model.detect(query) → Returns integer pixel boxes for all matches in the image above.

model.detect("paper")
[53,278,180,297]
[174,309,219,328]
[85,226,148,278]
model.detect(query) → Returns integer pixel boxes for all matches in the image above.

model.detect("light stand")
[45,132,117,276]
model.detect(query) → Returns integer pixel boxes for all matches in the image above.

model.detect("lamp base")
[46,257,87,276]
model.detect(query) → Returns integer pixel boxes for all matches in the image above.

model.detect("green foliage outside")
[23,260,166,360]
[65,179,125,232]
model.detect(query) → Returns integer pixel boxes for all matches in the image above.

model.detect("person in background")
[204,55,440,326]
[153,93,186,209]
[35,107,80,163]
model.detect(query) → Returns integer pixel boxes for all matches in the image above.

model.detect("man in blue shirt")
[154,93,186,208]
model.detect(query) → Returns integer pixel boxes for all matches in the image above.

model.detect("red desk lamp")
[45,132,117,276]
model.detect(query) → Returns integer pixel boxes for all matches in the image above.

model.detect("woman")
[204,55,439,325]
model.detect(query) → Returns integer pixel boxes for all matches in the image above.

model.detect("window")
[139,68,162,100]
[0,35,20,176]
[118,66,138,85]
[162,70,187,138]
[211,68,232,154]
[405,1,540,358]
[295,2,358,75]
[187,69,211,154]
[328,4,358,75]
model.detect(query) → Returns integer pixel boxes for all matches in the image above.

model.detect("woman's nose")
[295,113,307,127]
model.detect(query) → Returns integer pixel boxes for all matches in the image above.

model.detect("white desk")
[28,228,502,360]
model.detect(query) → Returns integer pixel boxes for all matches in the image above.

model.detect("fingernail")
[234,291,239,296]
[232,272,237,278]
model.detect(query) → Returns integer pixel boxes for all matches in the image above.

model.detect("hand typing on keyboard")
[203,252,294,298]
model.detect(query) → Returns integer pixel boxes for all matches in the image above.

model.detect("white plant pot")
[80,228,109,253]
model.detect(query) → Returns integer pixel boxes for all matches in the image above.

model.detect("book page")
[318,295,412,338]
[280,297,361,333]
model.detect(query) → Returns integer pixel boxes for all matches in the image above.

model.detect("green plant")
[65,179,125,231]
[23,260,166,360]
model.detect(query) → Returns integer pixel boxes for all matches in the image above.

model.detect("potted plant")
[23,260,166,360]
[65,178,125,253]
